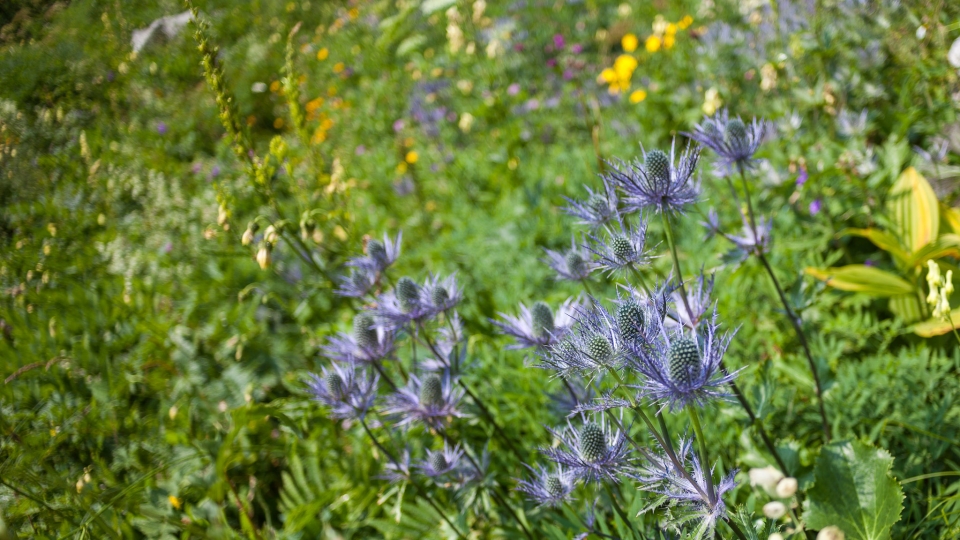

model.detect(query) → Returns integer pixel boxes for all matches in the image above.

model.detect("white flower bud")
[817,526,845,540]
[763,501,787,519]
[256,244,272,269]
[749,466,785,494]
[776,477,798,498]
[768,534,785,540]
[264,225,279,244]
[241,228,255,246]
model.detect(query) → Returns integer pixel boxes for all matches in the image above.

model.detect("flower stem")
[687,407,716,505]
[660,211,694,321]
[726,518,749,540]
[603,482,635,535]
[628,263,653,298]
[580,277,596,300]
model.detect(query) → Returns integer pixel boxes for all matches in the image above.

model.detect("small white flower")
[749,465,784,494]
[817,526,845,540]
[763,501,787,519]
[949,37,960,68]
[916,26,926,40]
[776,476,798,498]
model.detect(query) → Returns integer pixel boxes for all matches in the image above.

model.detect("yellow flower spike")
[927,260,941,305]
[405,151,419,164]
[621,33,639,52]
[645,35,661,53]
[169,495,182,510]
[629,89,647,103]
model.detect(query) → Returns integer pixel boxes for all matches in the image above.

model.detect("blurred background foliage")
[1,0,959,538]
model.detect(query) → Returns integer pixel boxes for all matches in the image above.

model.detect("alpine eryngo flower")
[613,285,668,346]
[418,441,465,478]
[587,217,652,275]
[605,141,701,214]
[420,273,462,317]
[727,214,772,255]
[321,313,396,365]
[383,372,463,428]
[626,312,738,411]
[632,438,737,538]
[380,447,412,483]
[372,277,433,329]
[686,110,766,175]
[538,302,627,378]
[306,363,379,420]
[516,464,576,507]
[562,175,620,227]
[544,236,594,281]
[355,231,402,273]
[336,268,376,298]
[540,415,633,483]
[492,298,580,350]
[666,272,715,331]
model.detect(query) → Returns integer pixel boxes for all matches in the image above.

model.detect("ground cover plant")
[1,0,960,538]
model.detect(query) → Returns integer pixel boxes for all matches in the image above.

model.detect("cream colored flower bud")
[776,477,798,498]
[768,534,785,540]
[749,466,784,493]
[217,204,229,228]
[817,526,845,540]
[264,225,279,244]
[763,501,787,519]
[256,244,272,269]
[241,228,255,246]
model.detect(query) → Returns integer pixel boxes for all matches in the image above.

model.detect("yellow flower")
[621,33,639,52]
[333,62,345,74]
[614,54,638,78]
[645,35,661,53]
[599,68,618,84]
[269,80,281,93]
[396,162,408,174]
[629,89,647,103]
[316,47,329,60]
[702,87,722,115]
[405,151,419,164]
[666,23,678,36]
[169,495,182,510]
[273,118,284,129]
[679,15,694,29]
[664,34,675,49]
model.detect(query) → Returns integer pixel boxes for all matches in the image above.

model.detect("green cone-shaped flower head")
[419,374,444,407]
[668,337,701,386]
[587,334,613,365]
[430,451,448,472]
[353,313,378,349]
[545,475,565,497]
[565,251,588,277]
[616,301,644,343]
[645,149,671,185]
[531,301,555,339]
[325,372,345,398]
[396,277,420,313]
[579,422,607,462]
[367,239,387,263]
[726,118,747,143]
[431,286,450,307]
[611,235,635,261]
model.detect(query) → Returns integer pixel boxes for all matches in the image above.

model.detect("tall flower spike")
[586,216,652,275]
[562,175,620,228]
[383,371,463,429]
[321,313,397,365]
[420,273,462,317]
[540,415,633,484]
[516,464,577,507]
[349,231,403,274]
[306,363,379,420]
[537,302,627,379]
[418,441,465,478]
[626,311,739,411]
[632,438,737,538]
[544,236,595,281]
[686,110,766,176]
[492,297,581,350]
[605,140,701,214]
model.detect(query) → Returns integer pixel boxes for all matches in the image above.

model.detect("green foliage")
[806,440,905,540]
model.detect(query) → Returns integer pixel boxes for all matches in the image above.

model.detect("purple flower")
[809,199,822,215]
[191,162,202,174]
[508,83,521,96]
[540,415,633,484]
[685,109,766,176]
[210,166,221,178]
[418,441,465,478]
[157,122,168,135]
[380,448,412,483]
[586,216,652,276]
[796,167,808,187]
[571,43,583,54]
[562,175,620,228]
[546,58,557,68]
[420,273,463,317]
[553,34,566,50]
[348,231,403,274]
[492,298,581,350]
[306,363,379,420]
[605,141,702,215]
[382,372,463,429]
[563,69,574,80]
[516,464,576,507]
[393,119,405,132]
[544,236,595,281]
[355,145,367,155]
[667,272,716,331]
[336,268,376,298]
[321,313,396,365]
[538,302,628,379]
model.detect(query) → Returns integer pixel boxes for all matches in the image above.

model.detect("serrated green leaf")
[805,440,904,540]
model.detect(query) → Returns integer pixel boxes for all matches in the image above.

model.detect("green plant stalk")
[580,277,596,299]
[726,519,749,540]
[738,165,831,441]
[360,419,468,540]
[687,407,716,505]
[627,263,653,298]
[603,482,637,537]
[659,211,694,321]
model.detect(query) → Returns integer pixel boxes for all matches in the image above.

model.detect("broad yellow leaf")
[839,228,910,267]
[888,294,924,323]
[888,167,939,254]
[942,203,960,235]
[805,265,915,296]
[911,308,960,337]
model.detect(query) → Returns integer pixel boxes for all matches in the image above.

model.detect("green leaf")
[804,265,915,296]
[887,167,939,254]
[910,307,960,337]
[839,228,909,267]
[805,440,904,540]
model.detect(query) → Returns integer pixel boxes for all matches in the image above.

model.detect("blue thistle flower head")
[372,278,434,330]
[540,414,633,484]
[492,298,581,350]
[563,175,620,228]
[516,464,577,507]
[587,217,652,275]
[418,441,465,478]
[686,110,766,176]
[383,371,463,429]
[306,363,379,420]
[544,236,595,281]
[626,311,740,411]
[349,231,403,273]
[321,313,396,365]
[420,273,463,317]
[605,140,702,214]
[336,268,376,298]
[537,302,627,379]
[632,438,738,538]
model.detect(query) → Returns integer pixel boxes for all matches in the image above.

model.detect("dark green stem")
[687,407,716,505]
[660,212,693,322]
